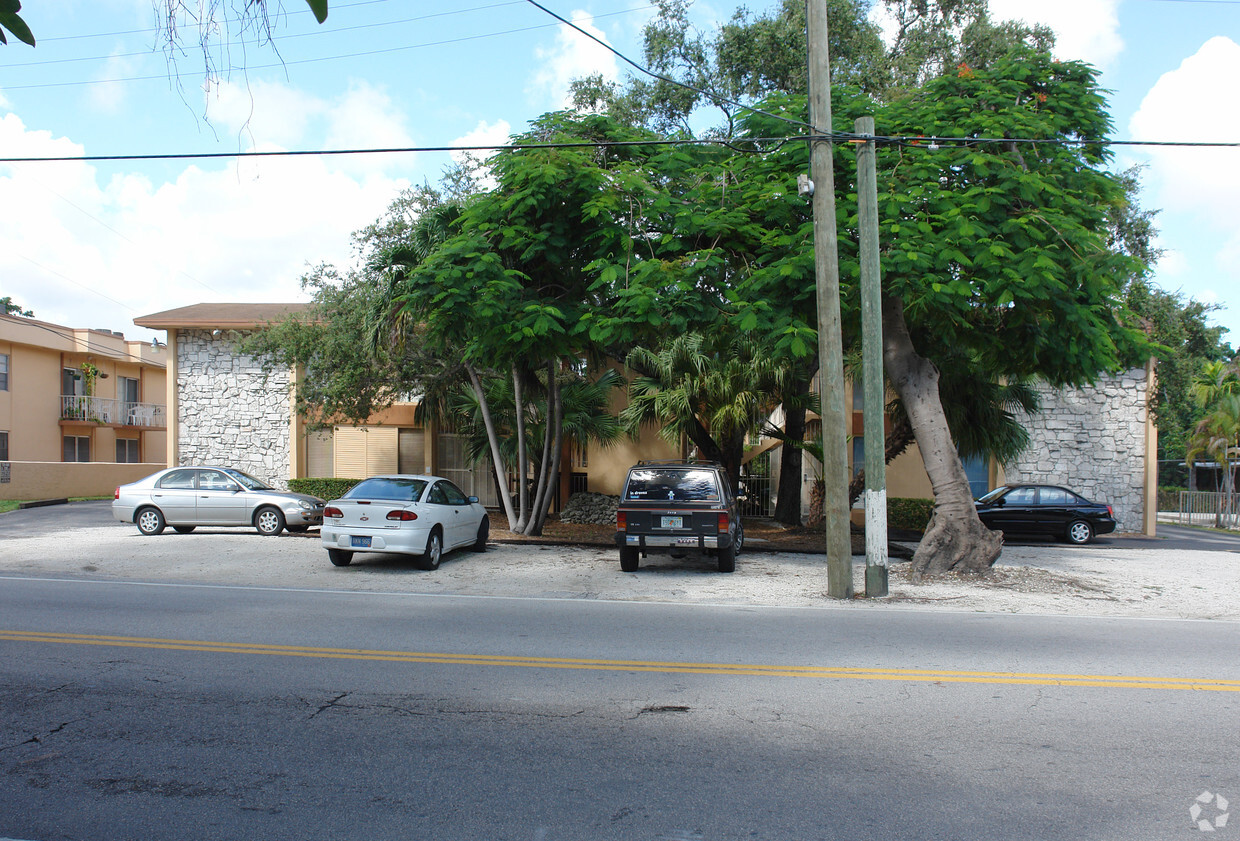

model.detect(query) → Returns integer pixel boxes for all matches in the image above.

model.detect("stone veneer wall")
[1002,368,1150,533]
[177,330,291,488]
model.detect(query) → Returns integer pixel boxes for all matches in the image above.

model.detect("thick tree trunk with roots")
[882,297,1002,581]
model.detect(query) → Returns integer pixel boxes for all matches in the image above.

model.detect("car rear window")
[624,468,720,502]
[344,477,428,502]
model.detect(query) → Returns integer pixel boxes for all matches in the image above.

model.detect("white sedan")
[321,475,490,569]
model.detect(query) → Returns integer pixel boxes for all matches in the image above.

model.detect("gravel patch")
[2,515,1238,620]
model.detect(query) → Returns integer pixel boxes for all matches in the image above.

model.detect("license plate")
[661,516,683,529]
[350,536,372,548]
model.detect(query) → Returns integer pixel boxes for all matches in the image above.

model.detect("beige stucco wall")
[0,461,164,501]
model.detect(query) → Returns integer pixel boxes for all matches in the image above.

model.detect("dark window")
[344,477,427,502]
[1038,487,1072,505]
[115,438,140,463]
[427,484,447,505]
[63,435,90,462]
[158,468,198,489]
[1004,487,1037,505]
[0,354,8,391]
[624,468,721,502]
[439,481,469,505]
[0,431,8,461]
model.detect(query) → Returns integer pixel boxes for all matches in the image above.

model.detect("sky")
[0,0,1237,349]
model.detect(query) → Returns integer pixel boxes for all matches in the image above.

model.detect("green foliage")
[288,477,359,500]
[887,497,935,532]
[0,0,34,46]
[1,296,33,317]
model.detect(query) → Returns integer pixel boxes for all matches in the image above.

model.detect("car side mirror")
[735,492,748,501]
[468,496,479,504]
[994,498,1005,507]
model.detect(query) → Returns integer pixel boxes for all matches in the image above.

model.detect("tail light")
[114,487,120,500]
[1107,505,1114,517]
[387,510,419,521]
[617,511,627,530]
[718,513,730,533]
[323,506,343,518]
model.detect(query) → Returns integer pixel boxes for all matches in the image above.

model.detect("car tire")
[172,525,196,534]
[734,521,744,556]
[717,542,736,573]
[471,517,489,552]
[136,507,166,535]
[417,529,443,570]
[1066,520,1094,545]
[286,525,310,533]
[254,506,286,536]
[619,546,639,572]
[327,548,353,567]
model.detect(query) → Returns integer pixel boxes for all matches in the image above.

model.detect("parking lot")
[3,500,1240,620]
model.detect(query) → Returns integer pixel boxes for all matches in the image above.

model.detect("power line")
[1,133,1237,165]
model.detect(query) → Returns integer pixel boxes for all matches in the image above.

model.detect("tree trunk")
[513,366,529,533]
[530,371,564,535]
[467,363,518,529]
[774,403,806,526]
[882,296,1001,581]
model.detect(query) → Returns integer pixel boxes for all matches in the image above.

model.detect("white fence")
[1174,491,1240,530]
[61,395,165,427]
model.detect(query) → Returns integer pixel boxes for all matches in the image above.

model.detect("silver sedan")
[321,475,490,569]
[113,466,326,536]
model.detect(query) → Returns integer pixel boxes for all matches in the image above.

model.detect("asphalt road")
[3,573,1240,840]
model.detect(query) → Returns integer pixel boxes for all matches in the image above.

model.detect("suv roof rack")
[634,459,724,468]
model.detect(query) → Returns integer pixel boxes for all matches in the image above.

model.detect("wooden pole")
[807,0,853,599]
[856,115,888,597]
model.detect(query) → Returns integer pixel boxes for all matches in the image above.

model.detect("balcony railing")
[61,395,166,427]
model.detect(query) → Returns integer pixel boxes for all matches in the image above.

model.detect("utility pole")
[856,115,888,597]
[807,0,853,599]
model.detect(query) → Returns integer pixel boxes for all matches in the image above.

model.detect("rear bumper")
[321,524,430,555]
[615,532,733,551]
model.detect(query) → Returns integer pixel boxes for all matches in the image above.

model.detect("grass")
[0,496,110,515]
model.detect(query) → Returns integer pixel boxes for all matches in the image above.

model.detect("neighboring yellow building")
[0,312,168,500]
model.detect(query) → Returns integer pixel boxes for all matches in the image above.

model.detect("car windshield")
[624,468,720,502]
[976,487,1007,503]
[221,469,272,491]
[345,477,428,502]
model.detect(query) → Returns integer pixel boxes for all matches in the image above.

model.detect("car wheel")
[254,507,286,536]
[172,525,196,534]
[136,507,165,535]
[327,548,353,567]
[734,520,744,556]
[471,517,490,552]
[417,529,443,570]
[717,542,736,573]
[286,525,309,533]
[619,546,640,572]
[1066,520,1094,545]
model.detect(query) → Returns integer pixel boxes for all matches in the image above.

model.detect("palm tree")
[621,333,787,490]
[1187,393,1240,528]
[1187,357,1240,491]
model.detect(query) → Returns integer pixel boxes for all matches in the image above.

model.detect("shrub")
[887,497,934,532]
[288,478,362,500]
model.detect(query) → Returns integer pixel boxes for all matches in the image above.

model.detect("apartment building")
[0,312,167,500]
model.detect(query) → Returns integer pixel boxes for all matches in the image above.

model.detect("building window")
[63,435,90,462]
[852,436,864,477]
[0,431,8,461]
[116,438,140,463]
[0,353,8,390]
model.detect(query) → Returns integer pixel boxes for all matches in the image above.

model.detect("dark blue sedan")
[975,484,1116,545]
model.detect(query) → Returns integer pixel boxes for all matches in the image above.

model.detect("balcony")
[61,395,166,428]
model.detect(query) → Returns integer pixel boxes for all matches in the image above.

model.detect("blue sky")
[1,0,1237,349]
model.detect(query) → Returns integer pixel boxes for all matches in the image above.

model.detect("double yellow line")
[4,629,1239,691]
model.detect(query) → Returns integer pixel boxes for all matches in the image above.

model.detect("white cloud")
[988,0,1123,69]
[89,51,140,114]
[452,120,512,190]
[529,11,619,109]
[0,109,408,340]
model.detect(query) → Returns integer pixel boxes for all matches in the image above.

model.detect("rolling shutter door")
[398,428,426,474]
[333,426,399,478]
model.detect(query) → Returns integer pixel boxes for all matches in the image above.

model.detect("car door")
[428,480,473,548]
[150,468,199,524]
[195,469,249,525]
[1035,486,1073,532]
[992,486,1039,533]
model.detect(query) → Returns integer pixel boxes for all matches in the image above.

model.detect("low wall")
[0,461,165,501]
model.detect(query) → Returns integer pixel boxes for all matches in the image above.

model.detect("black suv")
[614,460,744,573]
